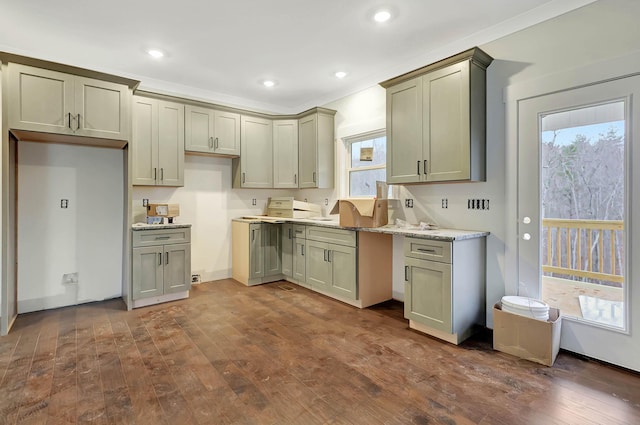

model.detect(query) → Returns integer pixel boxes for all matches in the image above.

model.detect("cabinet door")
[163,243,191,294]
[273,120,299,188]
[240,116,273,188]
[293,239,307,284]
[386,77,423,184]
[132,96,158,185]
[75,77,128,140]
[263,224,282,277]
[404,257,452,333]
[306,240,331,292]
[423,61,470,182]
[132,246,164,300]
[157,100,185,186]
[249,224,264,279]
[281,224,293,277]
[298,114,318,188]
[8,64,74,134]
[214,111,241,156]
[185,105,214,153]
[329,245,357,300]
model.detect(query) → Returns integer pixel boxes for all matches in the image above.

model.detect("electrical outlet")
[405,199,414,208]
[61,199,69,209]
[441,198,448,209]
[252,198,257,206]
[143,198,149,207]
[62,272,78,284]
[191,274,201,283]
[324,198,329,206]
[467,199,490,210]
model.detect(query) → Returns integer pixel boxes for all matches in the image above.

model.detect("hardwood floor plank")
[46,319,77,425]
[1,329,39,425]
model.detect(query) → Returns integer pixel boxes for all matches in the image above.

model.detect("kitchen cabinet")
[185,105,240,156]
[403,236,485,344]
[292,225,307,286]
[298,110,335,189]
[8,63,129,140]
[305,227,357,300]
[232,115,273,188]
[132,227,191,304]
[232,221,282,286]
[273,119,299,188]
[132,96,184,186]
[382,47,492,184]
[281,224,293,277]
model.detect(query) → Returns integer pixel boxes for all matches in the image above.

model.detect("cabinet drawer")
[404,237,451,263]
[293,224,306,239]
[133,228,191,247]
[306,226,356,247]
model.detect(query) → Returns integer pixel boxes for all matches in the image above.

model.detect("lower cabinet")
[306,239,357,300]
[292,225,307,286]
[232,221,281,286]
[403,236,485,344]
[281,224,293,277]
[132,227,192,306]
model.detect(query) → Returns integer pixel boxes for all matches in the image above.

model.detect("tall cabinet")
[273,119,299,188]
[298,109,335,189]
[382,47,492,184]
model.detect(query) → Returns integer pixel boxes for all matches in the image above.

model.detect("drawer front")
[293,224,306,239]
[306,225,356,247]
[266,208,293,218]
[268,198,293,209]
[133,228,191,247]
[404,237,451,263]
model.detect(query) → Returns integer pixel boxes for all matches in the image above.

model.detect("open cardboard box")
[330,198,388,228]
[493,302,562,366]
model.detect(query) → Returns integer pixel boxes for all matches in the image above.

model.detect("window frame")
[343,129,387,198]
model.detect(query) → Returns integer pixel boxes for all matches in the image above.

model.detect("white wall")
[17,142,124,313]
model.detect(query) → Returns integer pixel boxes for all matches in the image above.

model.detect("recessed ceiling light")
[263,80,276,87]
[335,71,348,79]
[373,10,391,23]
[147,49,164,58]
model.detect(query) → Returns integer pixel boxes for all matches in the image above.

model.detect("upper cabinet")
[233,115,273,188]
[298,109,335,189]
[273,119,299,188]
[8,63,129,140]
[184,105,240,156]
[132,96,184,186]
[382,47,492,184]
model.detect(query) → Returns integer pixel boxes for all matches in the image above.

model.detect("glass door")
[517,75,640,370]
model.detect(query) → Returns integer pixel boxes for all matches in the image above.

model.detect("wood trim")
[379,47,493,88]
[0,51,139,89]
[9,129,127,149]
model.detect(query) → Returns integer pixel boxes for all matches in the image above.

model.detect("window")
[345,130,386,197]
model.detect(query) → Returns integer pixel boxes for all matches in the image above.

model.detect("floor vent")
[278,284,296,292]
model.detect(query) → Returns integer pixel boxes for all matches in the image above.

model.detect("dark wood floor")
[1,280,639,425]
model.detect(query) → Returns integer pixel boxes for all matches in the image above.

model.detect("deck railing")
[542,218,624,286]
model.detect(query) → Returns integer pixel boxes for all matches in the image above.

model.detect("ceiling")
[0,0,596,114]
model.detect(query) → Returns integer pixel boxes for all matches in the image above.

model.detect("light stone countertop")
[131,223,192,231]
[232,216,488,241]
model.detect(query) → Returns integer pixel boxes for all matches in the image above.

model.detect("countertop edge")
[132,223,192,231]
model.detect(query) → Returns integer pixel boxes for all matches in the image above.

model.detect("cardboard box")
[147,203,180,217]
[493,302,562,366]
[330,198,388,228]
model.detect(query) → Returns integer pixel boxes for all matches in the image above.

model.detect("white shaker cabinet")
[185,105,240,156]
[298,110,335,189]
[232,116,273,188]
[273,119,299,188]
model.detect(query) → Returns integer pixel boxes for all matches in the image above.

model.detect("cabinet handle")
[155,236,170,240]
[417,248,436,253]
[294,174,297,184]
[165,252,169,265]
[251,229,255,241]
[77,113,81,131]
[313,172,316,183]
[242,172,246,184]
[209,136,213,149]
[288,228,292,239]
[158,253,162,266]
[405,265,409,281]
[214,137,219,150]
[417,160,420,175]
[323,249,327,262]
[327,250,332,263]
[154,168,157,181]
[68,112,72,129]
[301,244,305,256]
[424,160,427,175]
[160,168,164,181]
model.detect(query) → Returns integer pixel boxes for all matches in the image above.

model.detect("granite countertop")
[233,216,488,241]
[132,223,192,231]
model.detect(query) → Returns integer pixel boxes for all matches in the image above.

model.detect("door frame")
[505,50,640,370]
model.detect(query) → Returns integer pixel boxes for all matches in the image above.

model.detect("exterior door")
[518,75,640,370]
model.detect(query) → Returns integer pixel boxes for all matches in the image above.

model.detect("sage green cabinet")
[383,48,492,184]
[298,110,335,189]
[305,227,357,300]
[273,120,299,188]
[185,105,240,156]
[263,223,282,277]
[232,221,281,286]
[8,63,129,140]
[293,238,307,285]
[132,96,184,186]
[233,116,273,188]
[281,224,293,277]
[249,223,264,280]
[403,236,485,345]
[132,228,191,302]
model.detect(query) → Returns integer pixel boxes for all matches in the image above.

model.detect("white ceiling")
[0,0,596,114]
